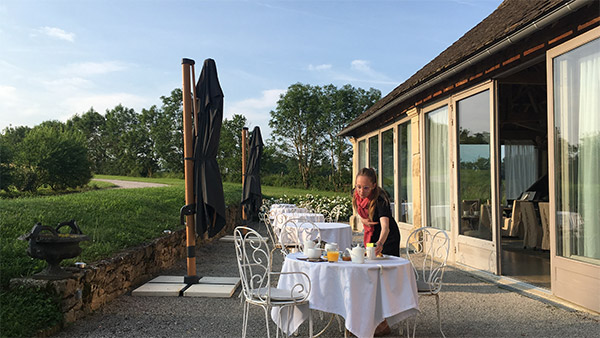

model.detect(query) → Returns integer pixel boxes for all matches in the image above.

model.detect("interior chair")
[234,226,313,338]
[405,227,450,338]
[464,204,492,240]
[519,201,542,249]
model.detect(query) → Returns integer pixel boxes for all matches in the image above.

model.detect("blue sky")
[0,0,502,139]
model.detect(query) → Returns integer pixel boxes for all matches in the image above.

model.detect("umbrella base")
[184,275,200,284]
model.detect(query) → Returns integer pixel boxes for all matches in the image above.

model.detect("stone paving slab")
[131,283,187,297]
[183,284,237,298]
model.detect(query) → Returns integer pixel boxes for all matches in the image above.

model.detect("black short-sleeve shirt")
[368,195,401,257]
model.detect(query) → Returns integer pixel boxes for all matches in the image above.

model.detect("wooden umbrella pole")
[181,58,198,283]
[241,127,249,221]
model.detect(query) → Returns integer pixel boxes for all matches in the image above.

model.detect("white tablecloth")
[269,207,309,218]
[278,222,352,251]
[272,212,325,228]
[270,203,297,209]
[272,252,419,338]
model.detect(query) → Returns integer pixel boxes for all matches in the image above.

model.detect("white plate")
[366,255,389,260]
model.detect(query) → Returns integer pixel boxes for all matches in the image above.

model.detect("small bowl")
[75,262,86,269]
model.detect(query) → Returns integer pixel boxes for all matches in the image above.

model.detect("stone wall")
[10,204,241,325]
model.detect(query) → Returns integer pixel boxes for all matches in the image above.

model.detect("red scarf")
[355,190,374,246]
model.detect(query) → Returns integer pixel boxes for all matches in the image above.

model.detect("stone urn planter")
[19,220,89,280]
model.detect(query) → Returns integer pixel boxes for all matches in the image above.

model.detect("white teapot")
[303,240,316,255]
[346,245,365,263]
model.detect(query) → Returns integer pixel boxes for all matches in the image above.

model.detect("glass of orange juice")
[327,250,339,262]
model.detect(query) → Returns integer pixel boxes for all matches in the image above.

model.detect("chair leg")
[309,309,313,338]
[335,314,343,332]
[435,294,445,338]
[264,306,272,338]
[242,301,249,338]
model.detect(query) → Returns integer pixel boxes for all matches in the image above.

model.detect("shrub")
[18,125,92,190]
[0,286,62,337]
[0,141,14,191]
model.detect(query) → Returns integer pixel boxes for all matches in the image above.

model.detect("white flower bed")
[259,194,352,223]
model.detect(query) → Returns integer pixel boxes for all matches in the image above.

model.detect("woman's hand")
[375,217,390,256]
[361,217,377,228]
[375,241,384,256]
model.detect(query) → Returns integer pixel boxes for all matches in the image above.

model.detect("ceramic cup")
[366,246,376,260]
[306,248,321,259]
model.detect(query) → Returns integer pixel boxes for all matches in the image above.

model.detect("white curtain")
[405,122,413,224]
[555,37,600,261]
[505,142,538,200]
[426,107,450,230]
[578,44,600,259]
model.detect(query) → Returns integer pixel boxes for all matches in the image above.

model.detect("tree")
[218,114,248,182]
[269,83,326,188]
[67,108,107,173]
[102,104,156,176]
[320,84,381,190]
[150,89,184,173]
[18,124,92,190]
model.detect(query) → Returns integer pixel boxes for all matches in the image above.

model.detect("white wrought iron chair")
[328,204,344,223]
[262,210,281,253]
[234,226,313,338]
[296,220,322,252]
[278,218,302,256]
[405,226,450,338]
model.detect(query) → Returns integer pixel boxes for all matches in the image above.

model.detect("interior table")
[271,252,419,338]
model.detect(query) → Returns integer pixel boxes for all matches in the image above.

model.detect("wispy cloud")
[350,59,371,72]
[225,88,286,139]
[35,26,75,42]
[308,64,332,71]
[306,59,398,86]
[61,61,129,76]
[64,93,152,115]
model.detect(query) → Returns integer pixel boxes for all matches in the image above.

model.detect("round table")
[272,252,419,338]
[277,222,352,251]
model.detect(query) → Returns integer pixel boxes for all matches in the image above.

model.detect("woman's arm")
[361,217,378,227]
[375,217,390,256]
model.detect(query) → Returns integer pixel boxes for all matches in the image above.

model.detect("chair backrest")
[278,219,301,255]
[406,227,450,294]
[329,204,343,223]
[234,226,272,303]
[296,220,322,251]
[262,211,278,249]
[461,199,480,215]
[479,204,492,230]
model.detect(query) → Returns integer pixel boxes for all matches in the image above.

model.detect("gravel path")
[92,179,169,189]
[55,223,599,338]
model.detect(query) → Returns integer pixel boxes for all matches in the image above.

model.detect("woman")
[353,167,401,257]
[352,168,400,336]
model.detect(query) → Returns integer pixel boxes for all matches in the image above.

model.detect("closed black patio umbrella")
[194,59,226,238]
[241,126,263,221]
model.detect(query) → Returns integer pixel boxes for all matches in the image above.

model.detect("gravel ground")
[55,223,599,338]
[91,179,169,189]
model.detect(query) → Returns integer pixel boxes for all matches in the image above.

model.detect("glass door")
[547,27,600,312]
[452,82,499,273]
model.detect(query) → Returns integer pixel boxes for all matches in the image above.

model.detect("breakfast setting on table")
[233,168,430,338]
